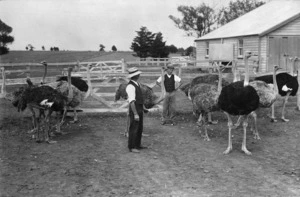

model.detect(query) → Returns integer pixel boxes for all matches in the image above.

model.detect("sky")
[0,0,233,51]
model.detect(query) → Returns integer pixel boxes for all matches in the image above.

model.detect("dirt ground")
[1,91,300,197]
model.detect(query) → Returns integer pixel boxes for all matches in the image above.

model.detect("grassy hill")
[0,51,139,64]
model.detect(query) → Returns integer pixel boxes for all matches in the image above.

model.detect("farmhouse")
[195,0,300,73]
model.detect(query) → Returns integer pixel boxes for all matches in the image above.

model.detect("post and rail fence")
[1,57,299,112]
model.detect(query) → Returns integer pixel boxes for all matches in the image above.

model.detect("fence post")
[85,63,92,99]
[75,60,80,72]
[297,58,300,110]
[1,67,6,97]
[121,59,127,73]
[178,65,182,78]
[26,66,30,79]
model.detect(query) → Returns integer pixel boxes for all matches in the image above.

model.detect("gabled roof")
[196,0,300,41]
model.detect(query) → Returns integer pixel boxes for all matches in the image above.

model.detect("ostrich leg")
[202,114,210,141]
[44,110,57,144]
[223,112,233,154]
[241,114,252,155]
[250,111,260,140]
[270,103,277,122]
[56,107,68,135]
[70,108,78,123]
[207,112,217,124]
[281,93,291,122]
[28,107,37,134]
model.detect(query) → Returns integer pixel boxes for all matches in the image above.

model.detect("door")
[268,36,300,72]
[268,37,280,71]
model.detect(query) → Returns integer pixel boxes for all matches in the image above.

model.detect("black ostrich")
[218,53,260,155]
[255,70,299,122]
[13,85,68,143]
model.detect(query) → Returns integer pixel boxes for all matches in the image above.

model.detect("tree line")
[0,0,264,56]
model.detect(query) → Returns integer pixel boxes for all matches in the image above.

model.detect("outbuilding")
[195,0,300,73]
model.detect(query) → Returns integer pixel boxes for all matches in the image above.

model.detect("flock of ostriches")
[8,57,299,155]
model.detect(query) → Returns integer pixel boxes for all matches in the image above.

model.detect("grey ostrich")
[188,65,224,141]
[235,65,280,140]
[42,61,89,123]
[180,73,230,124]
[115,83,163,136]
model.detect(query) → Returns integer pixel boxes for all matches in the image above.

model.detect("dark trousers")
[128,104,144,150]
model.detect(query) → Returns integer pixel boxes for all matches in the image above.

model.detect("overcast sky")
[0,0,233,51]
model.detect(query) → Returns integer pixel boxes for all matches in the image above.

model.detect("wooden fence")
[1,58,300,112]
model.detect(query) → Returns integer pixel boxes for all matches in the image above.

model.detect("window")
[238,39,244,57]
[205,42,209,57]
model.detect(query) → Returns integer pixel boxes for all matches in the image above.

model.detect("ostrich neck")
[217,68,222,92]
[243,58,250,86]
[42,65,48,83]
[273,68,279,94]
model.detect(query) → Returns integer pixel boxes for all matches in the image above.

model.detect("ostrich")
[255,69,299,122]
[180,73,230,124]
[234,65,281,140]
[43,61,89,123]
[115,83,161,109]
[218,52,260,155]
[13,85,69,143]
[115,83,162,137]
[10,68,74,142]
[188,65,224,141]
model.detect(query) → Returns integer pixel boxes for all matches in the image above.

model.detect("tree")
[185,46,196,57]
[0,19,14,55]
[167,45,178,53]
[99,44,105,51]
[217,0,265,26]
[42,46,45,51]
[112,45,117,52]
[169,3,216,37]
[27,44,34,51]
[150,32,169,58]
[130,26,156,58]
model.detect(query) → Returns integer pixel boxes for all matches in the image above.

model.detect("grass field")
[0,50,140,64]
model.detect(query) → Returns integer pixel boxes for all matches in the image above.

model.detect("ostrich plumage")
[179,73,229,124]
[115,83,159,109]
[219,81,260,115]
[218,54,260,155]
[190,74,230,88]
[188,67,224,141]
[56,76,89,92]
[44,81,84,123]
[190,84,220,141]
[12,85,68,143]
[254,72,299,122]
[255,73,298,97]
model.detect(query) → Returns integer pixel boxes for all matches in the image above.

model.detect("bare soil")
[1,91,300,197]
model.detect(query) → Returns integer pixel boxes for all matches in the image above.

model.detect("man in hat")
[126,67,147,153]
[156,64,182,125]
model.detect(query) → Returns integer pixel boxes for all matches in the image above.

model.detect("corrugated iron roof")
[196,0,300,41]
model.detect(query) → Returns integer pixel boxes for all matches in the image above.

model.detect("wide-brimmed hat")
[165,64,175,70]
[127,67,142,78]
